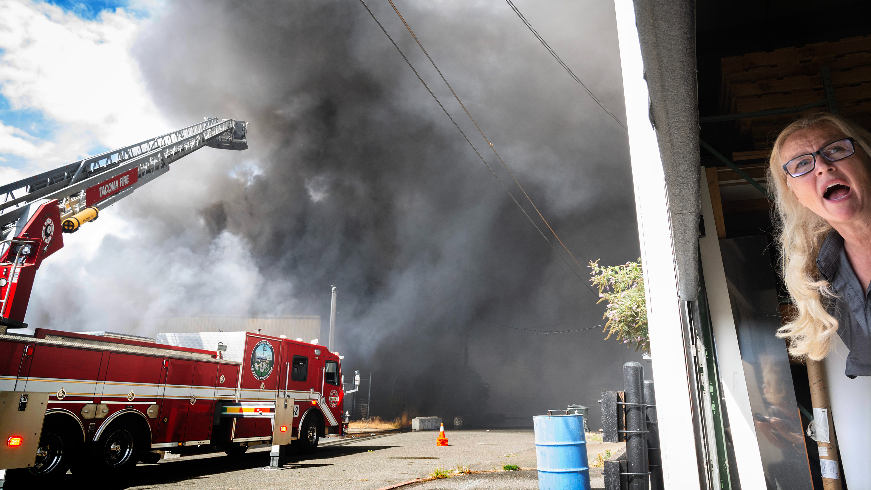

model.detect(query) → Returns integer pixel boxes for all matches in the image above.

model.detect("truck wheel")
[296,416,319,454]
[28,420,77,478]
[94,424,140,471]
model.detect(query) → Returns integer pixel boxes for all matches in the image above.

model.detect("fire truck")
[0,119,346,480]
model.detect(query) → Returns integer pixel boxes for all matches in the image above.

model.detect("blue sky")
[0,0,164,172]
[0,96,56,141]
[43,0,146,19]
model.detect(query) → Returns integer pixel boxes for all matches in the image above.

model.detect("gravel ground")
[3,429,622,489]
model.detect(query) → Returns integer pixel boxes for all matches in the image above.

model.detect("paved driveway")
[4,429,622,489]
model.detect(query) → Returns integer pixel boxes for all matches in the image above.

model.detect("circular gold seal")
[127,391,135,401]
[219,375,226,384]
[190,395,196,405]
[56,387,66,400]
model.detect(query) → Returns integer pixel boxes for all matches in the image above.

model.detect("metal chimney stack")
[328,286,338,351]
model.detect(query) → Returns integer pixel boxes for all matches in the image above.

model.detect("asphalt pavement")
[4,429,622,489]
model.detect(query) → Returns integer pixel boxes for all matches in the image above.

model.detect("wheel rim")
[30,432,63,475]
[104,429,134,467]
[305,422,317,445]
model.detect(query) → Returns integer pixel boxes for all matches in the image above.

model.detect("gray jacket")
[817,230,871,378]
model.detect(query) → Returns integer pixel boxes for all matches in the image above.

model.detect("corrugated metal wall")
[142,316,322,343]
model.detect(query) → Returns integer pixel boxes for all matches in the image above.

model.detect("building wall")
[141,316,322,344]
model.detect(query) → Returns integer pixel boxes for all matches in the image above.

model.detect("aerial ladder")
[0,118,249,329]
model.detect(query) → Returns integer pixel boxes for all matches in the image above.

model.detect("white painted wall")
[824,335,871,487]
[613,1,701,487]
[698,174,767,489]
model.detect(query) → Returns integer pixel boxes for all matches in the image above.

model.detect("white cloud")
[0,120,52,159]
[0,0,167,171]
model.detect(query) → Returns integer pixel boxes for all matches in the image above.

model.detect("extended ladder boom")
[0,117,249,328]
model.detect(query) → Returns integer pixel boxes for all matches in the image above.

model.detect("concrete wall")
[142,316,321,344]
[412,417,442,431]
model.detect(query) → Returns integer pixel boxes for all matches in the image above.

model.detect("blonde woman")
[769,113,871,377]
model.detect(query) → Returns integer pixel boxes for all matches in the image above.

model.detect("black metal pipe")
[644,380,664,490]
[624,362,648,490]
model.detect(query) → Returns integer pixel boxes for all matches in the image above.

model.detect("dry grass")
[590,449,613,468]
[348,413,412,430]
[430,467,452,479]
[427,465,477,480]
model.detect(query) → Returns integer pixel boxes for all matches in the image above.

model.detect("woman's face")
[782,125,871,228]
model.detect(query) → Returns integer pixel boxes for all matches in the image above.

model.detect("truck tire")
[27,419,78,479]
[295,415,320,455]
[93,423,140,472]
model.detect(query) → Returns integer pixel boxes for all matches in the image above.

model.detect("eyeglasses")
[782,137,857,178]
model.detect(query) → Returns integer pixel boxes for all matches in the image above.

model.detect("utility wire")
[504,0,627,131]
[483,321,605,335]
[356,0,599,298]
[385,0,597,299]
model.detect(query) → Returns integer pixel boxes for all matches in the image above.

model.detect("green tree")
[588,258,649,352]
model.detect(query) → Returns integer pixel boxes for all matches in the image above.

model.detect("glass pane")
[292,355,308,381]
[325,361,339,385]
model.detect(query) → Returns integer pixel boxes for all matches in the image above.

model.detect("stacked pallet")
[720,35,871,150]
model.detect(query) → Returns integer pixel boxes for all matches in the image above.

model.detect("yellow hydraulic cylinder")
[61,207,98,233]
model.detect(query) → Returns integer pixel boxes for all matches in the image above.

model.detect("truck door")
[323,359,343,427]
[282,344,312,432]
[156,358,192,444]
[157,358,221,445]
[182,361,218,444]
[324,359,345,425]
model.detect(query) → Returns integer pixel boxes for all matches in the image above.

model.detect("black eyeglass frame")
[782,137,857,178]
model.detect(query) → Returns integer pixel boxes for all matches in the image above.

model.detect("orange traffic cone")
[437,423,449,446]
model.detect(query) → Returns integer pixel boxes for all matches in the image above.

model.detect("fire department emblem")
[328,389,340,409]
[42,217,55,246]
[250,340,275,381]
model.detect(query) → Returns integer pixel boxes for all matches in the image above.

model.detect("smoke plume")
[29,0,645,427]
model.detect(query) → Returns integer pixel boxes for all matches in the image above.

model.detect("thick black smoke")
[30,0,645,427]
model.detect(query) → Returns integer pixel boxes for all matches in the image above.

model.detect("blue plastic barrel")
[533,414,590,490]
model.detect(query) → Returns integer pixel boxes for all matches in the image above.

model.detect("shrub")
[589,258,649,352]
[503,464,520,471]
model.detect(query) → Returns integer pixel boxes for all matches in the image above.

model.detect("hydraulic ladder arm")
[0,118,249,328]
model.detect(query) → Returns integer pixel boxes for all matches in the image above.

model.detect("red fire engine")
[0,119,346,480]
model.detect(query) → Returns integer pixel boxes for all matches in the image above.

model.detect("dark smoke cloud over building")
[28,0,644,426]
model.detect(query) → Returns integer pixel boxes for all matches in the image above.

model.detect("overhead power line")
[504,0,627,131]
[484,321,605,335]
[357,0,599,299]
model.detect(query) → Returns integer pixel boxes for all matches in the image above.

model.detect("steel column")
[644,380,663,490]
[624,362,648,490]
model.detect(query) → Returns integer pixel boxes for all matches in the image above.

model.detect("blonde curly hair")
[768,113,871,360]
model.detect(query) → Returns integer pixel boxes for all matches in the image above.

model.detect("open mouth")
[824,183,851,201]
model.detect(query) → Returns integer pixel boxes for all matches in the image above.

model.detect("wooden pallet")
[714,35,871,151]
[719,36,871,123]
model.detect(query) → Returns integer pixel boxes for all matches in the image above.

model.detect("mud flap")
[0,392,49,470]
[269,397,295,467]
